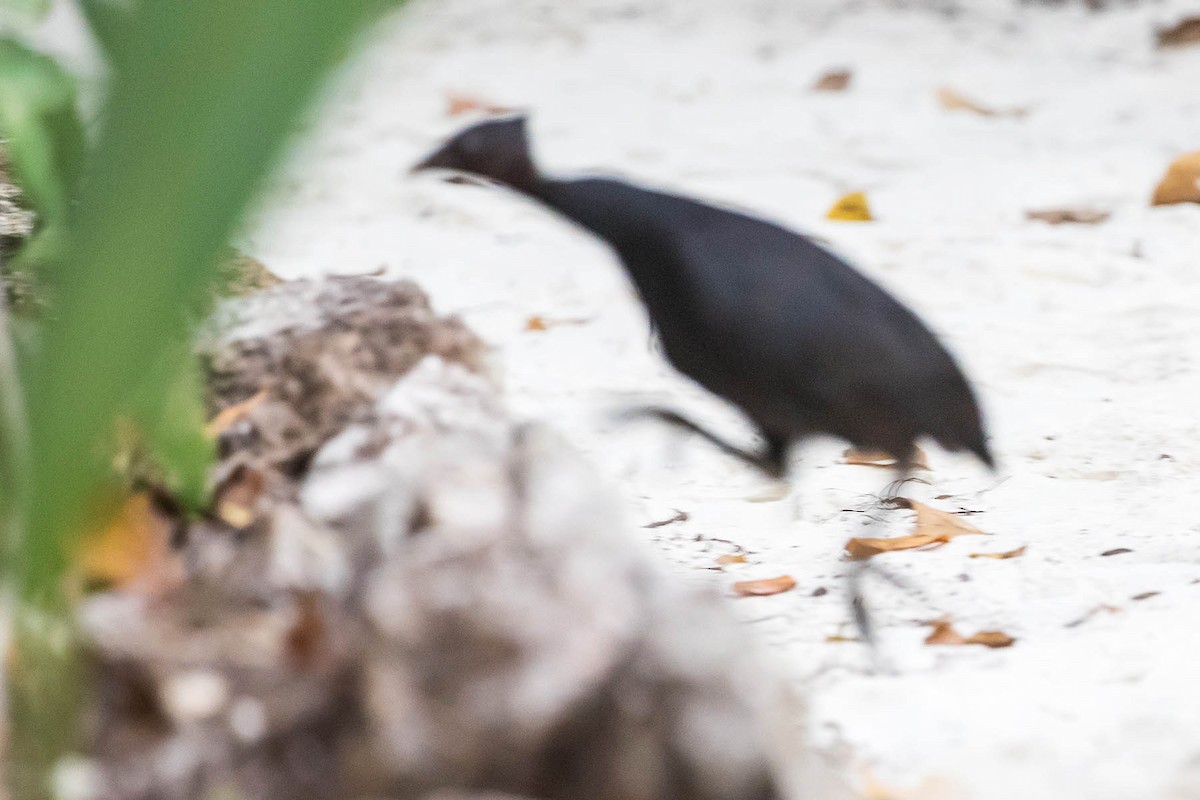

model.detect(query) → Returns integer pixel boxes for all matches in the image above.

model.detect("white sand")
[247,2,1200,798]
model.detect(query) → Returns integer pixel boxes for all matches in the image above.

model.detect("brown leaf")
[969,545,1026,560]
[205,388,269,438]
[733,575,796,597]
[524,314,590,332]
[1151,152,1200,206]
[446,92,517,117]
[825,191,873,222]
[812,68,852,92]
[937,87,1026,118]
[716,553,748,566]
[845,498,984,559]
[1157,16,1200,49]
[1101,547,1132,557]
[213,465,267,529]
[842,446,929,470]
[1065,604,1121,628]
[924,618,1015,648]
[286,590,329,670]
[1131,591,1161,602]
[643,509,689,528]
[1026,208,1110,225]
[77,492,183,595]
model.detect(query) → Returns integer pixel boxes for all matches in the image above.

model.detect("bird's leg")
[845,459,918,659]
[620,406,789,479]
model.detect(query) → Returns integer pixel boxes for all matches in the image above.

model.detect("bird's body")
[415,117,992,476]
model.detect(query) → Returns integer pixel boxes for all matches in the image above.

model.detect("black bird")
[413,116,993,478]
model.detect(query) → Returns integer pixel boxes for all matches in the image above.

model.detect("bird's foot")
[745,479,792,503]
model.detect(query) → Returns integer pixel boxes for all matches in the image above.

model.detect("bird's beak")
[409,142,455,175]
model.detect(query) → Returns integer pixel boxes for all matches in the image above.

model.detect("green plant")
[0,1,403,797]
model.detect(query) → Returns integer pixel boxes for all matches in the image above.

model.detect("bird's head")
[411,115,537,191]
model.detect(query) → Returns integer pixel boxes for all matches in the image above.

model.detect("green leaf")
[21,0,399,606]
[0,0,51,21]
[77,0,133,66]
[0,39,85,225]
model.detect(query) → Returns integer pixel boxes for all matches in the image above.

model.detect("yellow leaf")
[1151,152,1200,206]
[826,191,873,222]
[77,492,181,595]
[716,553,747,566]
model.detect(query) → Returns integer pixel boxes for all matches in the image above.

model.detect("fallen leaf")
[446,92,517,117]
[812,68,852,92]
[205,388,269,438]
[826,191,873,222]
[1101,547,1132,557]
[1156,16,1200,49]
[1131,591,1161,601]
[825,633,861,643]
[1026,208,1110,225]
[286,590,329,670]
[969,545,1026,560]
[811,586,828,597]
[733,575,796,597]
[77,492,182,595]
[1065,604,1121,628]
[643,509,689,528]
[213,465,267,529]
[842,446,929,470]
[716,553,748,566]
[1151,152,1200,206]
[845,498,984,559]
[924,618,1015,648]
[937,87,1026,118]
[524,314,591,332]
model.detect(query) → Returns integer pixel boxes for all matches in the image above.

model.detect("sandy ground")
[231,1,1200,797]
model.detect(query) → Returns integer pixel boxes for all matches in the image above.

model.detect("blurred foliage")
[0,0,404,797]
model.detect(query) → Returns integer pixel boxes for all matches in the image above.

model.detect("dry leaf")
[643,509,689,528]
[842,446,929,470]
[812,68,852,92]
[1151,152,1200,206]
[1101,547,1132,557]
[524,314,590,332]
[213,465,266,529]
[1157,17,1200,49]
[826,191,873,222]
[446,92,517,117]
[77,492,182,595]
[205,388,269,438]
[969,545,1026,560]
[1131,591,1161,601]
[1026,208,1110,225]
[716,553,748,566]
[924,618,1015,648]
[733,575,796,597]
[845,498,984,559]
[937,87,1026,118]
[286,590,329,670]
[1065,604,1118,628]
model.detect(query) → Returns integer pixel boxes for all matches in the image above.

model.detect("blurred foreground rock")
[76,276,825,800]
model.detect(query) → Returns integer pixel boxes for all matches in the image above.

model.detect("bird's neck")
[528,177,654,248]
